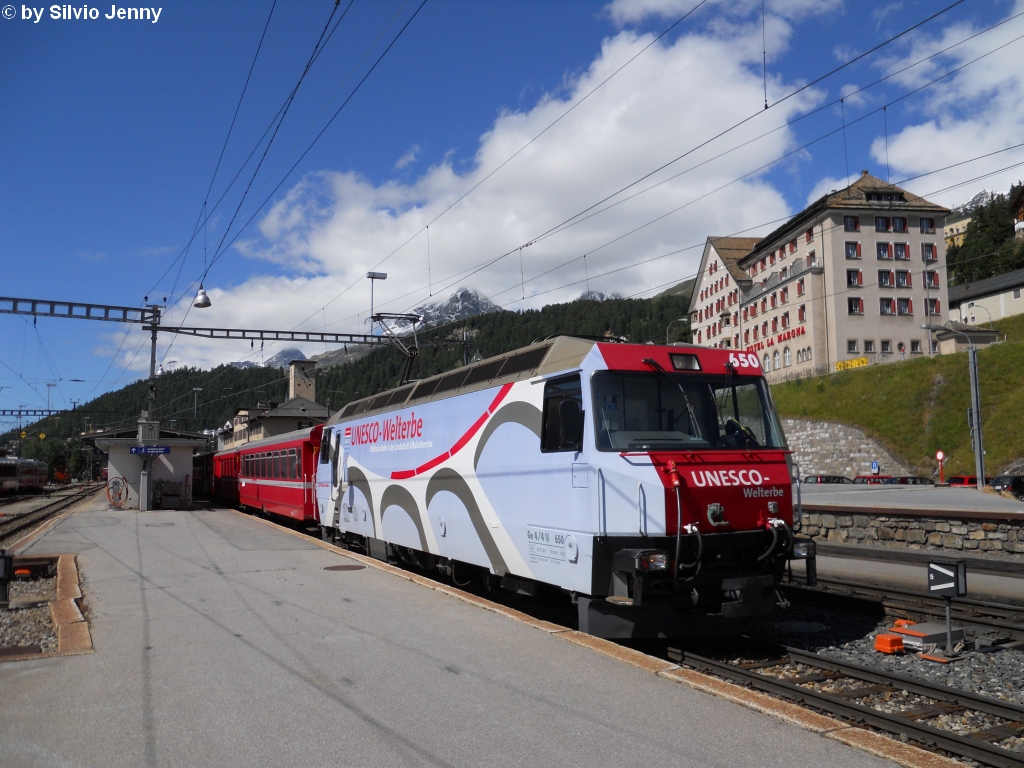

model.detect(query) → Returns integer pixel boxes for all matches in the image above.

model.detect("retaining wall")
[792,509,1024,558]
[782,418,912,478]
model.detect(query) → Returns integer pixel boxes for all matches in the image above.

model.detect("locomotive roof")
[327,335,596,425]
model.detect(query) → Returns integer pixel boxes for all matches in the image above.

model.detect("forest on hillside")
[2,294,691,475]
[947,183,1024,284]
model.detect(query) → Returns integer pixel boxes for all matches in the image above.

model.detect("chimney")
[288,360,316,401]
[862,170,869,177]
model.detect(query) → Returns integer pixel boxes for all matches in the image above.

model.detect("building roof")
[740,170,951,267]
[948,266,1024,306]
[933,321,1003,344]
[255,396,327,420]
[708,236,760,282]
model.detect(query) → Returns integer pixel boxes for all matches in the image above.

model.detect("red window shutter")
[936,300,941,313]
[891,298,897,314]
[890,270,895,286]
[907,272,912,287]
[908,299,913,313]
[856,243,862,258]
[888,243,893,259]
[854,217,860,230]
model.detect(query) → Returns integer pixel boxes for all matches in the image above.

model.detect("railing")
[742,258,822,303]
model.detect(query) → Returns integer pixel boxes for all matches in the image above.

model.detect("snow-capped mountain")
[230,347,306,370]
[412,288,500,327]
[951,189,994,217]
[576,290,622,302]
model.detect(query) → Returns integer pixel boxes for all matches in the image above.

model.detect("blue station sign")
[130,446,171,455]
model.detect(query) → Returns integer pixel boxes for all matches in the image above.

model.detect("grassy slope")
[770,313,1024,475]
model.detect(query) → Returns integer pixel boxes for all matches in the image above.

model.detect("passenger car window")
[542,375,584,452]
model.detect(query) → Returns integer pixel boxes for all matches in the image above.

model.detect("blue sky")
[2,0,1023,425]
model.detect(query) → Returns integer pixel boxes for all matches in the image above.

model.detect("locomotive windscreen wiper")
[641,358,702,441]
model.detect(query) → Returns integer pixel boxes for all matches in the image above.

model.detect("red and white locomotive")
[315,336,795,639]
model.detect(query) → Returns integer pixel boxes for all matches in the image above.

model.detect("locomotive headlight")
[640,553,669,572]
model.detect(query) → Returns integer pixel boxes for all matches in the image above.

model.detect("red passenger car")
[213,425,322,522]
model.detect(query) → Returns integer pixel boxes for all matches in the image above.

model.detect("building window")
[760,257,767,271]
[894,243,908,260]
[762,321,768,336]
[789,239,797,253]
[781,287,789,303]
[805,228,813,244]
[864,340,875,353]
[881,340,892,354]
[806,347,812,361]
[1015,289,1022,300]
[844,216,860,231]
[806,251,816,267]
[911,340,922,353]
[926,271,940,289]
[770,293,777,308]
[845,242,861,259]
[763,354,770,370]
[772,317,778,333]
[769,253,776,266]
[892,217,906,232]
[798,304,806,323]
[848,297,864,315]
[742,307,749,321]
[896,270,911,288]
[744,329,750,344]
[847,269,862,287]
[761,298,767,312]
[847,340,858,354]
[780,266,788,280]
[773,351,781,370]
[875,216,890,232]
[797,278,805,296]
[897,298,913,315]
[880,298,896,315]
[877,242,893,260]
[753,326,759,340]
[922,243,937,261]
[750,304,757,318]
[878,270,893,288]
[925,298,941,316]
[920,217,935,233]
[781,311,790,329]
[784,347,792,366]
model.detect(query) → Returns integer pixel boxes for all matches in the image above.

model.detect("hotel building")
[689,171,950,381]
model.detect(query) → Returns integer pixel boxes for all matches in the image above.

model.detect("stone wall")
[783,418,913,478]
[793,511,1024,557]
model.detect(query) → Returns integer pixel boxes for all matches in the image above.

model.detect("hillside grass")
[771,313,1024,476]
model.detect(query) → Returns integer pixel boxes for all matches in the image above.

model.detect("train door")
[315,428,334,526]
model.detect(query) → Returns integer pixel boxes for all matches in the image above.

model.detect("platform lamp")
[194,285,211,308]
[665,318,687,345]
[922,323,985,491]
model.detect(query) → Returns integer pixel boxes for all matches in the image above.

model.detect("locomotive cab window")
[591,371,786,452]
[542,375,584,452]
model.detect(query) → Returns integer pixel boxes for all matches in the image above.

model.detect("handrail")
[638,482,648,537]
[598,469,606,536]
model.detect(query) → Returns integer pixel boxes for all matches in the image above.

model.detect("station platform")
[0,495,902,768]
[800,484,1024,517]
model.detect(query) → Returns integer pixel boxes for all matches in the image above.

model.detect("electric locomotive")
[316,336,794,639]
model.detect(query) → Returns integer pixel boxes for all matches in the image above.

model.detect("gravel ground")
[751,596,1024,708]
[1,576,58,654]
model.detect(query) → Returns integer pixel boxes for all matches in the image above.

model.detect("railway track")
[679,646,1024,767]
[784,577,1024,642]
[0,486,98,548]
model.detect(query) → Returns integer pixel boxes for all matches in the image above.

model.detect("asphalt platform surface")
[0,495,898,768]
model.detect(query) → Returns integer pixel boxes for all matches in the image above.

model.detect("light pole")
[193,387,203,419]
[923,323,985,490]
[366,272,387,329]
[46,383,57,410]
[665,318,688,345]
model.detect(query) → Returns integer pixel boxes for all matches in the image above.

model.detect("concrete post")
[968,345,985,490]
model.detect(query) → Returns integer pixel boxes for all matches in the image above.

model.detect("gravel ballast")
[1,575,59,655]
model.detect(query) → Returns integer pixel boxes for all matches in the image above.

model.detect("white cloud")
[395,144,420,170]
[804,174,857,206]
[152,17,825,371]
[869,4,1024,207]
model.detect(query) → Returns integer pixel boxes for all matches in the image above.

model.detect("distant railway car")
[5,459,48,492]
[213,425,322,521]
[316,337,795,639]
[0,457,18,493]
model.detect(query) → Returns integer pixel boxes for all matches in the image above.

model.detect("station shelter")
[85,419,210,511]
